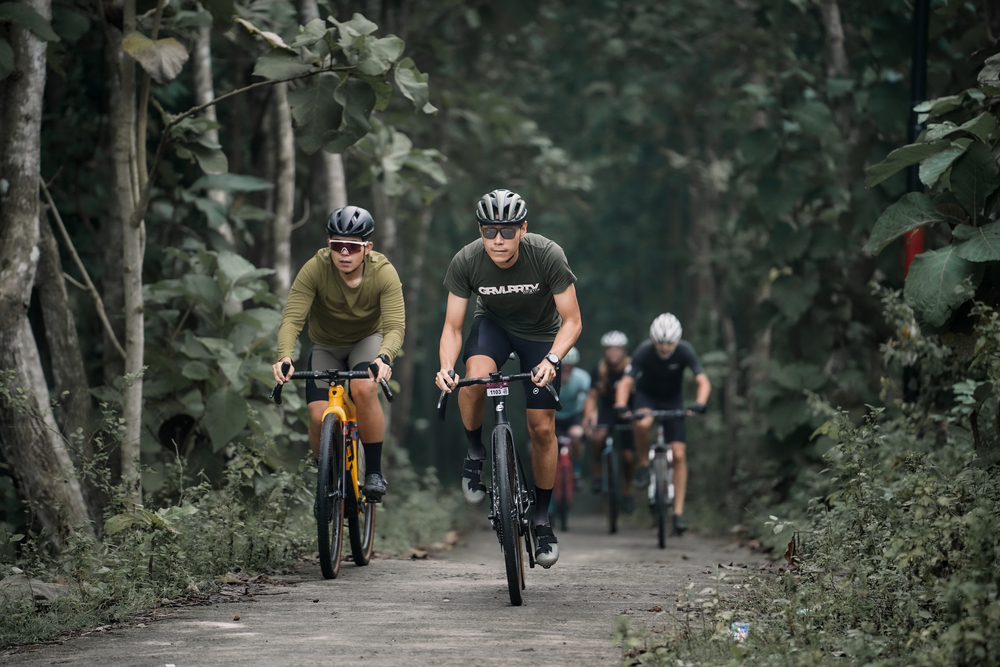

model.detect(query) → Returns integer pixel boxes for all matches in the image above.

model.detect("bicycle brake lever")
[437,390,448,421]
[380,379,394,403]
[270,361,291,405]
[545,384,563,412]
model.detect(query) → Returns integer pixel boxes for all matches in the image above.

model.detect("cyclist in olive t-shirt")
[435,189,582,569]
[271,206,404,501]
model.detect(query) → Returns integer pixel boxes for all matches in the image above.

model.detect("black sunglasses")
[480,226,519,240]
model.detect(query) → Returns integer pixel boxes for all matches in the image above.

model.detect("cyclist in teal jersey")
[555,347,591,468]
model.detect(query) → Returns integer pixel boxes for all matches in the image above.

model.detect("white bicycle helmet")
[649,313,682,344]
[563,347,581,365]
[600,330,629,348]
[475,189,527,224]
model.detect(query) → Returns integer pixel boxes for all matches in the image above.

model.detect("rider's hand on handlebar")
[435,369,458,392]
[272,357,294,384]
[687,402,707,416]
[614,404,632,420]
[531,359,557,387]
[369,357,392,383]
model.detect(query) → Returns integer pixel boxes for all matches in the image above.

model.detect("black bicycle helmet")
[326,206,374,240]
[475,189,528,224]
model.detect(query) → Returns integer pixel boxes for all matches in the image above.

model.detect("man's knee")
[527,415,555,443]
[672,443,687,464]
[351,378,378,403]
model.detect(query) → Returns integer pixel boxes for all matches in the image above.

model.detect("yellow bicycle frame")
[323,383,364,509]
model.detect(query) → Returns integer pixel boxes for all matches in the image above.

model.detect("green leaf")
[104,513,138,535]
[977,54,1000,96]
[331,12,378,38]
[252,49,312,80]
[865,193,945,256]
[770,273,819,323]
[193,197,228,229]
[953,221,1000,262]
[122,32,189,84]
[181,360,211,380]
[168,10,212,30]
[323,76,376,153]
[357,34,403,76]
[956,112,1000,143]
[287,72,342,155]
[357,73,392,111]
[904,247,980,327]
[0,2,59,41]
[914,94,963,123]
[182,142,229,175]
[216,250,257,286]
[918,144,968,188]
[394,57,436,114]
[189,174,273,193]
[950,142,999,223]
[180,274,222,307]
[0,38,12,81]
[51,5,90,42]
[205,387,249,451]
[235,17,291,49]
[404,151,448,184]
[289,19,327,48]
[865,141,950,188]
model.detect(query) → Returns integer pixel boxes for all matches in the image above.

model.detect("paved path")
[3,510,760,666]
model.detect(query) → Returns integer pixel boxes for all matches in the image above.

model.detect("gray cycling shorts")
[305,333,383,403]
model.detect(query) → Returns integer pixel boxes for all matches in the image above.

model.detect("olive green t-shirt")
[276,248,404,361]
[443,233,576,341]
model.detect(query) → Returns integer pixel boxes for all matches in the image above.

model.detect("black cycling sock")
[532,486,553,526]
[364,441,382,475]
[465,426,485,460]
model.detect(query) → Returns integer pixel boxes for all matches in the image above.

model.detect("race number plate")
[486,382,509,397]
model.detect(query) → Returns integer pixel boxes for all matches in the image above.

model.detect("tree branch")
[40,180,127,360]
[135,0,168,193]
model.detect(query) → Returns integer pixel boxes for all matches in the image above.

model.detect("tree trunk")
[36,216,104,523]
[389,205,434,446]
[102,37,127,386]
[192,25,236,246]
[273,82,295,299]
[370,181,397,264]
[0,0,94,548]
[112,0,144,503]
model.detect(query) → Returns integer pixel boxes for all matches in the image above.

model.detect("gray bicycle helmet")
[600,330,629,348]
[475,189,528,224]
[326,206,374,240]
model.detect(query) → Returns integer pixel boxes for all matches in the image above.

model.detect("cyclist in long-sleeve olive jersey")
[272,206,404,500]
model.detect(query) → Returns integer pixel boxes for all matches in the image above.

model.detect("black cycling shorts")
[634,390,686,443]
[462,316,561,410]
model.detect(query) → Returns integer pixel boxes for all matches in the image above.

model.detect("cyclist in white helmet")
[614,313,710,535]
[582,330,637,512]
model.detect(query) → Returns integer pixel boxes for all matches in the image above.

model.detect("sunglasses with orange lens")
[329,240,367,254]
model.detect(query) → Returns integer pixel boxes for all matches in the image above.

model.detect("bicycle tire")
[653,452,669,549]
[348,442,376,566]
[606,450,619,534]
[317,413,346,579]
[494,429,524,606]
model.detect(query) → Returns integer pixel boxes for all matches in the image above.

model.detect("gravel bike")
[634,409,687,548]
[271,363,393,579]
[597,422,633,534]
[437,369,561,606]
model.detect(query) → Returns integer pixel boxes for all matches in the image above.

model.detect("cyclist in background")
[435,189,582,568]
[555,347,591,482]
[614,314,710,534]
[582,331,636,513]
[272,206,402,502]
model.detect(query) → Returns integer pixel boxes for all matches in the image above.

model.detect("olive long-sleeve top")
[276,248,405,362]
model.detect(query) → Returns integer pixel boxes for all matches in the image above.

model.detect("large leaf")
[953,221,1000,262]
[122,32,189,84]
[179,141,228,175]
[918,143,968,188]
[0,38,12,81]
[865,193,945,256]
[903,247,980,327]
[253,49,312,80]
[865,141,950,188]
[950,142,999,223]
[189,174,272,193]
[235,17,290,49]
[287,72,343,155]
[323,76,376,153]
[394,57,436,114]
[0,2,59,41]
[978,54,1000,96]
[289,19,327,48]
[216,250,257,285]
[204,387,249,451]
[357,34,403,76]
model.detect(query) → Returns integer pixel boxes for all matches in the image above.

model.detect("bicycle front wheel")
[494,429,525,606]
[653,452,669,549]
[317,414,345,579]
[605,450,619,534]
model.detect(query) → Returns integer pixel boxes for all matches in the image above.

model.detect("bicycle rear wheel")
[494,429,524,606]
[605,450,619,534]
[653,452,669,549]
[317,414,345,579]
[348,442,376,566]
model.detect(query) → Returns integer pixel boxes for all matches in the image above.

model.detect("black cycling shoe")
[462,457,487,506]
[363,472,388,501]
[672,514,687,535]
[531,523,559,568]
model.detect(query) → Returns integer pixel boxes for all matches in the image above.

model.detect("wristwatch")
[376,353,391,365]
[544,352,560,366]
